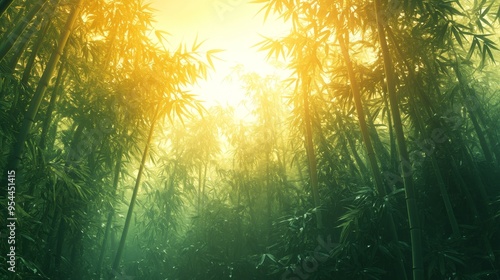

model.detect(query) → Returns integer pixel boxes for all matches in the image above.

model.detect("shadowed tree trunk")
[301,74,323,229]
[0,0,48,61]
[5,0,83,175]
[330,6,408,278]
[111,106,159,277]
[39,58,66,150]
[21,12,53,86]
[0,0,14,18]
[373,0,423,278]
[97,148,123,279]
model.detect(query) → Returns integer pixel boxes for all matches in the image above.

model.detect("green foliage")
[1,0,499,279]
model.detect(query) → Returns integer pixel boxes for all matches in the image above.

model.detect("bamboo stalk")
[5,0,83,173]
[97,148,123,279]
[372,1,423,278]
[111,107,159,276]
[301,74,323,229]
[0,0,14,18]
[0,0,48,61]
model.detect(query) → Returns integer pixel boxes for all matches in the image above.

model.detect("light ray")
[149,0,291,119]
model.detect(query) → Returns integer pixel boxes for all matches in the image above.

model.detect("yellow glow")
[149,0,291,119]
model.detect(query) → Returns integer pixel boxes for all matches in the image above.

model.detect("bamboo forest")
[1,0,500,279]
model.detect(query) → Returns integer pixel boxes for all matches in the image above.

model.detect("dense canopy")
[0,0,499,279]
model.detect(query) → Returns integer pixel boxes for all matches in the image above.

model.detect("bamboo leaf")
[191,34,206,52]
[206,49,224,69]
[484,44,495,63]
[466,37,478,60]
[480,1,493,18]
[497,5,500,22]
[451,25,463,48]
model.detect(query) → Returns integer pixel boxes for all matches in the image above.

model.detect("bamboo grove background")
[0,0,500,279]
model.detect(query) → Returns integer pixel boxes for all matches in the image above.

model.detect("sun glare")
[149,0,290,119]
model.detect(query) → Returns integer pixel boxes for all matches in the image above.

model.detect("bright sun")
[149,0,290,119]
